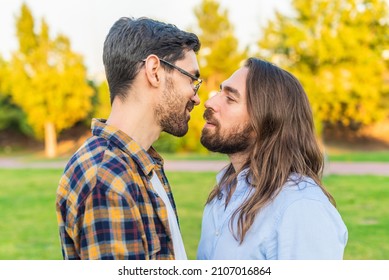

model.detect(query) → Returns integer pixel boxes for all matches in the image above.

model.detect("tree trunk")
[44,121,57,158]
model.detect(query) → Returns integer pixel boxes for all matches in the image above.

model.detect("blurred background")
[0,0,389,260]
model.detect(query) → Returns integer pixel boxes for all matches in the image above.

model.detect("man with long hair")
[197,58,348,259]
[56,17,202,259]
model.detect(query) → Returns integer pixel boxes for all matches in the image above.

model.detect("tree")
[91,80,111,120]
[9,4,93,157]
[258,0,389,133]
[194,0,248,90]
[173,0,247,152]
[0,56,31,135]
[0,56,6,93]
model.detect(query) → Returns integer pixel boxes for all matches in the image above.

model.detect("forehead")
[222,67,248,98]
[176,50,199,68]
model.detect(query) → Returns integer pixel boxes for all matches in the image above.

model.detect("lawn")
[0,169,63,259]
[2,148,389,164]
[0,169,388,259]
[323,175,389,259]
[326,150,389,162]
[162,150,389,162]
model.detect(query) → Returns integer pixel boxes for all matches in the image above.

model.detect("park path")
[0,157,388,176]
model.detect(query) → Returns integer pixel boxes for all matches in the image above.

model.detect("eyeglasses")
[145,58,202,96]
[159,58,202,96]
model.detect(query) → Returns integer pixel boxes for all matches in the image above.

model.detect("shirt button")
[215,231,220,236]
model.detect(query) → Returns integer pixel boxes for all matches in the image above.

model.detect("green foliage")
[8,4,93,155]
[0,94,33,135]
[259,0,389,132]
[153,132,182,153]
[0,56,32,135]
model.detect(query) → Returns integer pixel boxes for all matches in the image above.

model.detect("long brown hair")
[207,58,335,243]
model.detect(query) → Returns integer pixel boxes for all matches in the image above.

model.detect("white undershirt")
[150,172,187,260]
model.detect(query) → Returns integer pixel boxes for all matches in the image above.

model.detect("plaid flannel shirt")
[56,119,177,259]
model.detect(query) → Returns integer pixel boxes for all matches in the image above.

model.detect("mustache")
[203,108,219,126]
[186,101,195,112]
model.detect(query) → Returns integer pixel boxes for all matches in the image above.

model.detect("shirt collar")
[91,118,164,177]
[216,166,251,197]
[216,166,250,184]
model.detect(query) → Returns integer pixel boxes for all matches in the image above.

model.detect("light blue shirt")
[197,169,348,260]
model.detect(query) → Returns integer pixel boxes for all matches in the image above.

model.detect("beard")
[200,108,253,154]
[155,77,194,137]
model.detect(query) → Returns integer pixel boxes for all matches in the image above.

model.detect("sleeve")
[276,199,347,260]
[76,183,147,259]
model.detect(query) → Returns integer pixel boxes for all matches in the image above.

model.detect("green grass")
[0,169,63,260]
[167,171,216,259]
[0,169,388,259]
[327,151,389,162]
[323,175,389,259]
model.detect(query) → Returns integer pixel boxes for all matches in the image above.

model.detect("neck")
[106,97,161,150]
[228,151,249,173]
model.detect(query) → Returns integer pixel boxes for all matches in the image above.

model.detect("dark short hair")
[103,17,200,103]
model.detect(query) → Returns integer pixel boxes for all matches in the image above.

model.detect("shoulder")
[266,175,335,221]
[276,175,328,204]
[59,137,142,199]
[270,175,346,231]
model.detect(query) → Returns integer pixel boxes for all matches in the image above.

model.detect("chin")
[165,125,189,137]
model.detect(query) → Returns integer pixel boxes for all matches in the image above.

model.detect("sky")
[0,0,292,77]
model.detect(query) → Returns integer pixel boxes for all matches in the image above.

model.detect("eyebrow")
[220,84,241,98]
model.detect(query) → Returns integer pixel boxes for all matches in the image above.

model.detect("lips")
[205,119,217,126]
[203,108,219,127]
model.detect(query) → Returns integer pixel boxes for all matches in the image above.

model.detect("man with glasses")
[56,17,201,260]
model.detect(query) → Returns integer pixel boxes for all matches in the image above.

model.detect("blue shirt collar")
[216,166,251,198]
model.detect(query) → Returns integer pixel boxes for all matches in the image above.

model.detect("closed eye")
[220,84,241,100]
[226,95,236,103]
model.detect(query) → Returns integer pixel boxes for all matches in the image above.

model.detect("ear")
[144,55,162,88]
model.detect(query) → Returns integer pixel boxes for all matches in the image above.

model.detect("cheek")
[225,107,250,123]
[176,80,193,98]
[167,86,187,109]
[236,105,250,123]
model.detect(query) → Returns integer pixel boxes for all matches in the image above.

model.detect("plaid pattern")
[56,119,177,260]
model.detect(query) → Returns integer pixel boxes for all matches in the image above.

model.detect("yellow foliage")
[179,0,247,152]
[92,80,111,120]
[259,0,389,132]
[9,4,93,141]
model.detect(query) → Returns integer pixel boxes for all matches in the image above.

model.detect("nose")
[204,98,211,109]
[204,91,218,110]
[191,92,201,106]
